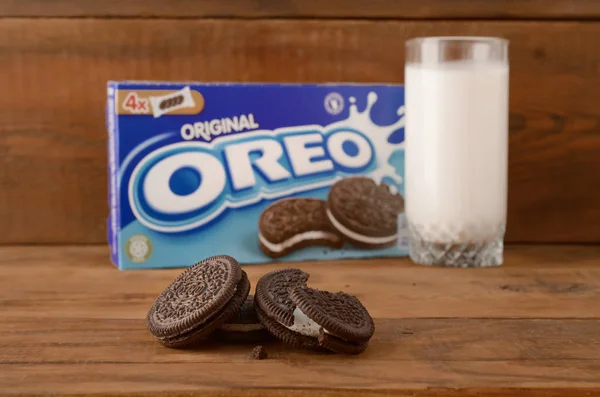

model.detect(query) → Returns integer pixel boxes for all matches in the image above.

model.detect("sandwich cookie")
[146,255,250,348]
[214,295,273,344]
[255,269,375,354]
[258,198,343,258]
[326,176,404,249]
[253,268,320,350]
[289,286,375,354]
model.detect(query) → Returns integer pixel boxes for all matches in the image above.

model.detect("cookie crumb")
[251,345,268,360]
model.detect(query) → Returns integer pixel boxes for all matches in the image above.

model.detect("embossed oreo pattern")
[255,269,309,326]
[290,286,375,343]
[259,198,339,244]
[327,177,404,237]
[158,271,250,348]
[147,255,242,338]
[159,271,251,348]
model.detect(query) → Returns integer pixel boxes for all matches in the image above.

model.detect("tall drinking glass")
[404,37,509,267]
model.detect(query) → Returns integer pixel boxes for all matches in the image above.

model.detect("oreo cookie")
[258,198,343,258]
[255,268,374,354]
[290,286,374,354]
[254,268,310,326]
[214,295,273,344]
[146,255,250,348]
[254,268,320,350]
[326,176,404,249]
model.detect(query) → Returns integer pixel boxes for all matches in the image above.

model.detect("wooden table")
[2,245,600,396]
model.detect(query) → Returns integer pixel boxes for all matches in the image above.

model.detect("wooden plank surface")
[0,19,599,245]
[1,245,600,396]
[1,0,600,19]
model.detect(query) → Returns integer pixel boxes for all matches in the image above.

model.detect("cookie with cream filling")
[258,198,343,258]
[214,295,273,344]
[326,177,404,249]
[255,268,374,354]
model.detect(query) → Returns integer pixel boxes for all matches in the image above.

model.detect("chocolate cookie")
[255,268,374,354]
[214,295,274,344]
[258,198,343,258]
[254,268,310,326]
[290,286,375,354]
[146,255,250,348]
[254,268,322,350]
[254,303,322,351]
[326,176,404,249]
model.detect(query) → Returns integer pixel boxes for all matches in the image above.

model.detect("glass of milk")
[404,37,509,267]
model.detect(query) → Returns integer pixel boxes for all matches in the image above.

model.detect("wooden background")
[0,0,599,245]
[2,245,600,395]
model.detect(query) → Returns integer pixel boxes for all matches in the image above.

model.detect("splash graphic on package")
[107,82,407,269]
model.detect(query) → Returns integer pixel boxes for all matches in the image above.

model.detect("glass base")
[408,224,504,268]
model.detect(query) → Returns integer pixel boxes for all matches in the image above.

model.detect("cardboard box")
[107,82,407,269]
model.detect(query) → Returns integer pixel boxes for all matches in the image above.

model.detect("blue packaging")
[107,82,408,269]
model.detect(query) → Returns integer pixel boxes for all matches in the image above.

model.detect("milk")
[405,61,508,243]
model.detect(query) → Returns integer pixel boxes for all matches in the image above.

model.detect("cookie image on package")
[149,86,195,118]
[146,255,250,348]
[326,176,404,249]
[214,295,274,344]
[255,268,375,354]
[258,198,343,258]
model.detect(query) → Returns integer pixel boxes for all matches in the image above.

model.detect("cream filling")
[219,323,265,332]
[326,209,397,245]
[259,231,341,253]
[280,307,329,338]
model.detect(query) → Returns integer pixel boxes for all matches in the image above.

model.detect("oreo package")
[107,81,408,269]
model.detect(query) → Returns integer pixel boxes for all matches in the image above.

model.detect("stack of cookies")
[146,255,375,354]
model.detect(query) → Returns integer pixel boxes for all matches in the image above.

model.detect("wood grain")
[2,392,599,397]
[3,245,600,320]
[1,0,600,19]
[1,245,600,396]
[2,391,596,397]
[0,19,599,244]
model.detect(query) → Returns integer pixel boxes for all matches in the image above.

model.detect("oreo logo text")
[128,128,376,232]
